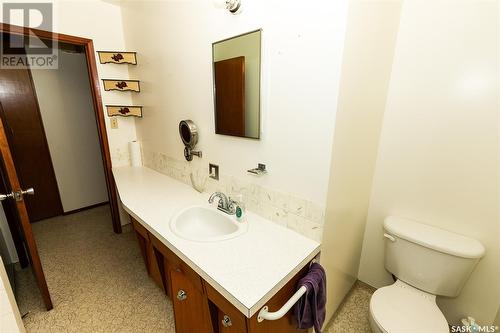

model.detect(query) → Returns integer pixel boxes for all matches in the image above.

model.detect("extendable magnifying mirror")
[179,120,202,161]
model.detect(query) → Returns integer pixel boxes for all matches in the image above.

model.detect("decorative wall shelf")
[102,79,140,92]
[106,105,143,118]
[98,51,137,65]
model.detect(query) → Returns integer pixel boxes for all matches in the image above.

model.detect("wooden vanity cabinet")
[170,268,213,333]
[150,233,213,333]
[131,215,310,333]
[205,264,308,333]
[246,265,309,333]
[205,283,248,333]
[130,217,164,292]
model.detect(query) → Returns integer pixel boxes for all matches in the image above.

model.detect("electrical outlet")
[110,118,118,129]
[209,163,219,180]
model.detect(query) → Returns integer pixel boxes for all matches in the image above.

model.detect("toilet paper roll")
[129,141,142,167]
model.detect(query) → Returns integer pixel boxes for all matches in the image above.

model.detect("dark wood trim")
[84,41,122,234]
[62,201,109,216]
[0,115,53,310]
[0,22,123,234]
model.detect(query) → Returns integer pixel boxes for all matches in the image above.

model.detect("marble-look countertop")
[113,166,320,318]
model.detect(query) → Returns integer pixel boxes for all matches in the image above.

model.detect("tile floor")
[325,282,375,333]
[14,204,373,333]
[16,205,175,332]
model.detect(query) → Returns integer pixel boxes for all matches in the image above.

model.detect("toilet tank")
[383,216,485,297]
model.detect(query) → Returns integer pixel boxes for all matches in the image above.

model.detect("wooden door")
[214,56,245,137]
[170,267,213,333]
[0,115,53,310]
[0,63,63,222]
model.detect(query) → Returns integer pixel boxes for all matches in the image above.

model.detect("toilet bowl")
[368,280,448,333]
[368,216,485,333]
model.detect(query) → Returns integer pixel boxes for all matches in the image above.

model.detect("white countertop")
[113,166,320,318]
[0,256,24,333]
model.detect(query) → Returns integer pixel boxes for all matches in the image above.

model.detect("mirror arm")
[184,147,202,161]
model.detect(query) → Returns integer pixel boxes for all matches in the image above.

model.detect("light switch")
[110,118,118,129]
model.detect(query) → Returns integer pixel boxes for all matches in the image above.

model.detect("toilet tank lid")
[384,216,485,259]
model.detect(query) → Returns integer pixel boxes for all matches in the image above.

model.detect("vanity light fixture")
[213,0,242,14]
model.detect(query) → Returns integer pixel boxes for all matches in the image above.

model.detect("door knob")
[0,188,35,201]
[22,188,34,196]
[0,192,14,201]
[177,289,187,301]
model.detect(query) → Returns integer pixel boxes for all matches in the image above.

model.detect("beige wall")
[0,0,136,258]
[120,0,348,207]
[358,0,499,325]
[51,0,137,167]
[31,51,109,212]
[2,0,137,163]
[50,0,135,224]
[321,0,401,322]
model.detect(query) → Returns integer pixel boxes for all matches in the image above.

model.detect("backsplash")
[142,147,324,242]
[111,146,131,167]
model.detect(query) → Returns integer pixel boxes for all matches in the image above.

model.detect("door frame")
[0,23,122,233]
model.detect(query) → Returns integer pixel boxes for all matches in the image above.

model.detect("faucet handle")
[227,197,238,214]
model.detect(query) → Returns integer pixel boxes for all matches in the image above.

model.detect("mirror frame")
[212,29,262,140]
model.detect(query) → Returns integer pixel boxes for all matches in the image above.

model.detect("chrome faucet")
[208,192,236,215]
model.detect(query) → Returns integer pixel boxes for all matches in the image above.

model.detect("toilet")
[369,216,485,333]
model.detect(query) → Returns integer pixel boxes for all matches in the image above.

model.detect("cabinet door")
[170,268,213,333]
[246,264,310,333]
[217,309,246,333]
[131,217,164,292]
[206,283,247,333]
[147,242,164,291]
[131,219,149,272]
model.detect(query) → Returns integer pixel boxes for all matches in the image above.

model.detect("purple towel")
[294,262,326,333]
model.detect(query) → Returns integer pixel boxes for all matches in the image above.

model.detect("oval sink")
[170,205,247,242]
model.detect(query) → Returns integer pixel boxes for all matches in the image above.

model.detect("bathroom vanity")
[113,166,320,333]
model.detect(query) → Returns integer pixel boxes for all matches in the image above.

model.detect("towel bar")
[257,285,307,322]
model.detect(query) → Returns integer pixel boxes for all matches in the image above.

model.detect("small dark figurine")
[111,53,124,61]
[118,107,130,115]
[115,81,128,89]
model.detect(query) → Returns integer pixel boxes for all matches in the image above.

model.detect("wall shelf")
[97,51,137,65]
[106,105,143,118]
[102,79,140,92]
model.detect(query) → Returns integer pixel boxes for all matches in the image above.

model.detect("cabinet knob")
[222,314,232,327]
[177,289,187,301]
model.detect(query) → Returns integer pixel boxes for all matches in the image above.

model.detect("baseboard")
[63,201,109,215]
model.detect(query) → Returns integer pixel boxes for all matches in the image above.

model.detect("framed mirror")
[212,30,261,139]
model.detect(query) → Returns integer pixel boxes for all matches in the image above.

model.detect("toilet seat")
[369,280,449,333]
